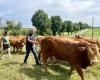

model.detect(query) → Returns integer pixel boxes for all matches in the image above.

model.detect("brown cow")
[16,35,26,52]
[40,36,99,80]
[9,35,25,52]
[36,36,46,43]
[74,35,100,51]
[74,35,97,43]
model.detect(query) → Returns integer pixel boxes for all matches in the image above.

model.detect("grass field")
[83,28,100,40]
[0,54,100,80]
[0,28,100,80]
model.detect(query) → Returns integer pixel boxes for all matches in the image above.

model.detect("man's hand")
[33,41,39,45]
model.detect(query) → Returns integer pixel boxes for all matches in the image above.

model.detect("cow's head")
[96,40,100,52]
[87,44,99,65]
[16,39,24,46]
[75,34,82,38]
[36,36,45,44]
[18,36,26,45]
[78,43,99,65]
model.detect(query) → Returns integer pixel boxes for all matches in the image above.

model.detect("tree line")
[0,9,90,36]
[0,20,28,36]
[31,9,90,36]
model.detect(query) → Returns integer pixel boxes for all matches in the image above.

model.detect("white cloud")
[0,0,100,27]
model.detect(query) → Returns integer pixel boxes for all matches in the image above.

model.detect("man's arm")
[27,36,34,43]
[27,36,38,44]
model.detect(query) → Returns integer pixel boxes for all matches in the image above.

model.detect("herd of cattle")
[0,35,100,80]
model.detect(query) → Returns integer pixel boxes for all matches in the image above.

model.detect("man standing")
[23,29,40,65]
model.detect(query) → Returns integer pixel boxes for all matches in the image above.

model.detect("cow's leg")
[13,47,16,52]
[43,58,48,73]
[10,46,12,53]
[13,47,14,52]
[74,65,84,80]
[16,48,18,52]
[69,66,74,75]
[42,53,48,73]
[19,48,22,54]
[10,46,13,53]
[20,48,22,53]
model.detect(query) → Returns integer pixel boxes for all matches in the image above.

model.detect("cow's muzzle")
[90,60,99,65]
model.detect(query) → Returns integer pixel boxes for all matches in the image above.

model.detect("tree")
[15,22,22,30]
[60,21,67,34]
[12,22,22,35]
[4,20,23,36]
[83,23,90,28]
[66,21,73,35]
[73,23,80,31]
[31,9,51,35]
[5,20,15,31]
[51,16,62,35]
[20,28,28,35]
[45,19,52,35]
[78,22,84,30]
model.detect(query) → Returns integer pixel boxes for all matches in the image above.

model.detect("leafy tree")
[4,20,23,36]
[66,21,73,35]
[45,19,52,35]
[51,16,62,35]
[83,23,90,28]
[78,22,84,30]
[31,9,51,35]
[59,21,67,34]
[5,20,15,31]
[15,22,22,30]
[73,23,80,31]
[18,28,28,35]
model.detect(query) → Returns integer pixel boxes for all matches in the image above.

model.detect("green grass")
[63,31,78,36]
[83,28,100,39]
[0,54,100,80]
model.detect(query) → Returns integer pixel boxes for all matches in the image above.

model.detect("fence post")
[92,17,94,40]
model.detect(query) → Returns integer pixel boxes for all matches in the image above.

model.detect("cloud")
[0,0,100,27]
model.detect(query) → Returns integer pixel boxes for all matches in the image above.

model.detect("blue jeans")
[24,45,40,64]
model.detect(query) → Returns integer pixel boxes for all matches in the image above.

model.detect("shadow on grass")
[19,65,46,80]
[19,63,71,80]
[1,61,20,66]
[11,51,26,55]
[48,60,70,66]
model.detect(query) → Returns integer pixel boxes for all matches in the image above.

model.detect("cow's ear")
[78,47,86,52]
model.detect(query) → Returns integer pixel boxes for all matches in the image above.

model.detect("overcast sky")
[0,0,100,27]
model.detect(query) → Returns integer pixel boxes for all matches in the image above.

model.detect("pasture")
[0,28,100,80]
[0,54,100,80]
[83,28,100,39]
